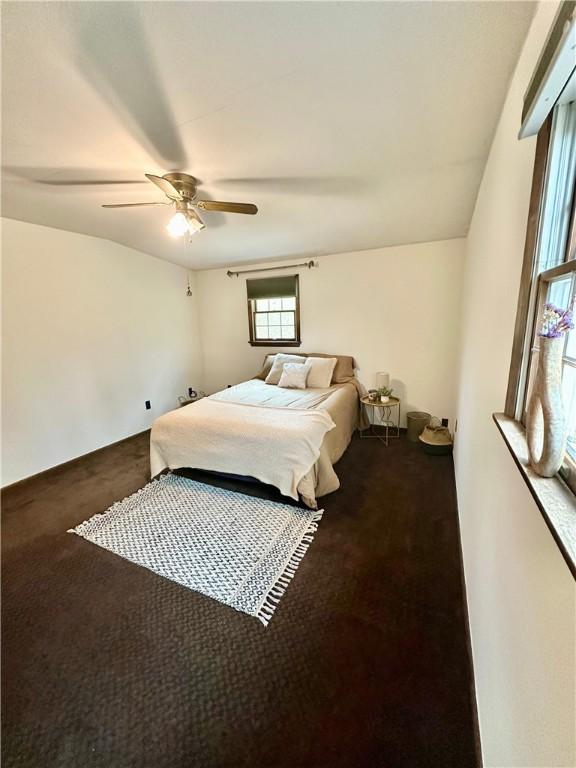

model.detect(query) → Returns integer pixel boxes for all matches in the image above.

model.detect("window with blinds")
[246,275,301,347]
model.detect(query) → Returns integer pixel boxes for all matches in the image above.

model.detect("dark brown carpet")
[2,432,478,768]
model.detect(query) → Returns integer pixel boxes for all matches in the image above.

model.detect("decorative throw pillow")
[278,363,310,390]
[264,353,306,385]
[305,353,356,383]
[305,357,337,388]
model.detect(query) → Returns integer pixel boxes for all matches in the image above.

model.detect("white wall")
[196,239,464,427]
[454,2,576,766]
[1,218,202,486]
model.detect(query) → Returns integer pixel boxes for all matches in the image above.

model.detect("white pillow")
[305,357,337,388]
[278,363,310,389]
[264,353,306,385]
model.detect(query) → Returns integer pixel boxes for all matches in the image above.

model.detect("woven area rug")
[69,474,323,626]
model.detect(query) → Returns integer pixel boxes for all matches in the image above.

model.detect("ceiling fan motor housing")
[163,172,198,201]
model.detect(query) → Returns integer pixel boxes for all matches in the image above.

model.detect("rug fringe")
[257,510,324,627]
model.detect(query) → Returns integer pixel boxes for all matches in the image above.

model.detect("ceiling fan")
[102,172,258,238]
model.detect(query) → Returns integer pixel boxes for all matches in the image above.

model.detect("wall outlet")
[145,400,151,410]
[441,417,449,427]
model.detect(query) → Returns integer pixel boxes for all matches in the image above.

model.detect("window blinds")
[246,275,298,300]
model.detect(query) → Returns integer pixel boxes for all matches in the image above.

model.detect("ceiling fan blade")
[145,174,182,201]
[102,202,170,208]
[196,200,258,215]
[71,3,187,168]
[215,177,375,195]
[43,179,144,186]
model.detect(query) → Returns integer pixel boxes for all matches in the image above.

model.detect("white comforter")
[150,381,337,503]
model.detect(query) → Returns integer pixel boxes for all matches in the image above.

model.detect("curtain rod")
[227,260,318,277]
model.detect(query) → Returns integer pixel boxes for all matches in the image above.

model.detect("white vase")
[526,335,567,477]
[380,395,389,403]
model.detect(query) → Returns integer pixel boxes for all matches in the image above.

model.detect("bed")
[150,354,364,508]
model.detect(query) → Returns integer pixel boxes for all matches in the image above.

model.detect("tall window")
[508,99,576,491]
[246,275,301,347]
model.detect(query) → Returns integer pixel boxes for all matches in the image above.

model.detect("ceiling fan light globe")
[187,216,205,234]
[166,211,189,237]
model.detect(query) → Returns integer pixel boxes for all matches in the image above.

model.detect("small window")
[247,275,301,347]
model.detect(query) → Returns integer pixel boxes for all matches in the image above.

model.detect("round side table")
[360,396,401,446]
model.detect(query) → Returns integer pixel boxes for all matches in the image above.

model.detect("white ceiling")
[1,1,535,270]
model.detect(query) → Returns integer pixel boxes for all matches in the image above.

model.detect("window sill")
[493,413,576,578]
[249,341,302,347]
